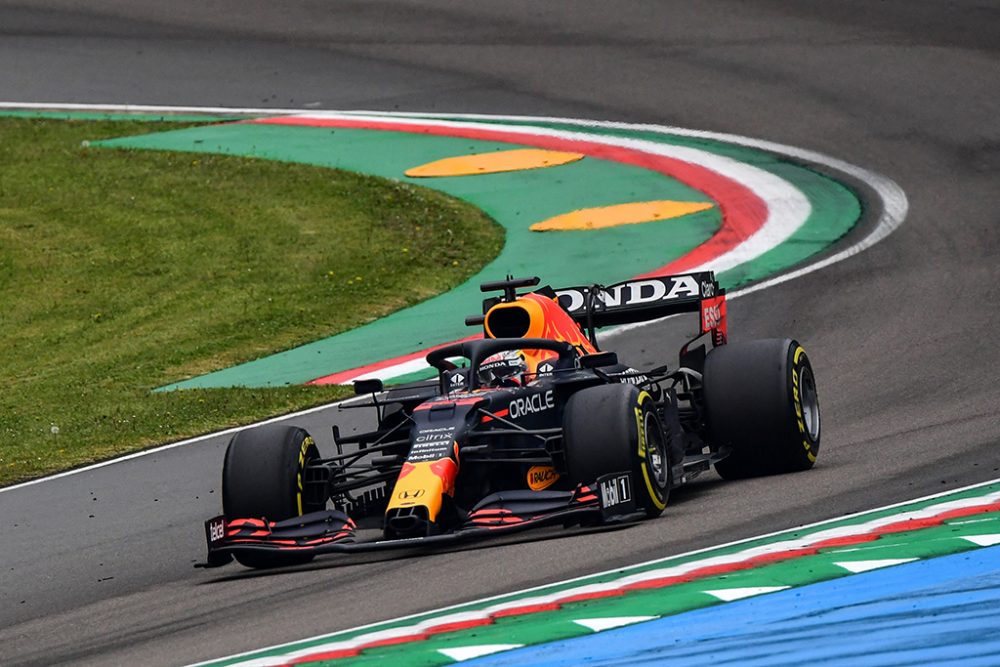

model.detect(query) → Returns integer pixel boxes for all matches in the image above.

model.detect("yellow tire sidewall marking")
[635,391,666,510]
[789,347,817,463]
[296,436,314,516]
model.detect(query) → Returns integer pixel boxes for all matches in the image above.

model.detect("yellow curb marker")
[405,149,585,177]
[530,200,714,231]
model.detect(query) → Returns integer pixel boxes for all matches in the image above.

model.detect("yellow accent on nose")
[405,149,584,177]
[530,200,713,232]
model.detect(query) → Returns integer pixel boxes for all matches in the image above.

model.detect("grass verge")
[0,117,503,485]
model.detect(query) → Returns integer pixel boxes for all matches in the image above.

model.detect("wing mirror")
[353,378,384,395]
[579,351,619,368]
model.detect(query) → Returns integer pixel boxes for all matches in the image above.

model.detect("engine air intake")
[484,304,532,338]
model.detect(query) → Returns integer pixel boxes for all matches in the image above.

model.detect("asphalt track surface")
[1,2,999,665]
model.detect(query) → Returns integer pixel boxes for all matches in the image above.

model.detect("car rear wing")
[477,272,727,347]
[556,272,727,346]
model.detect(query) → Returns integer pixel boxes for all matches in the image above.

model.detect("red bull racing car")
[202,272,821,568]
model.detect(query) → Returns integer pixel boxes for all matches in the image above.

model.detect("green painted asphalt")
[196,482,1000,667]
[95,119,859,388]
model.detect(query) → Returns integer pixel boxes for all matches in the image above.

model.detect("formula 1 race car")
[202,272,821,568]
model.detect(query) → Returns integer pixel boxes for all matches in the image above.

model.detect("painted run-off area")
[471,545,1000,667]
[194,481,1000,667]
[96,115,861,389]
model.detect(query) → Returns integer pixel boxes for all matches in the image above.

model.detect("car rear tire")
[704,339,820,479]
[222,424,322,568]
[563,384,671,518]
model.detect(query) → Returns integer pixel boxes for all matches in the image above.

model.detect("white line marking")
[834,559,918,574]
[438,645,523,662]
[962,535,1000,547]
[703,586,790,602]
[0,102,296,115]
[574,617,656,632]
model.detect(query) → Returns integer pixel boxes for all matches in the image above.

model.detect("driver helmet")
[478,350,528,387]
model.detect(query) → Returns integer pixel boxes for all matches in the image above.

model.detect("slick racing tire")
[222,424,322,568]
[704,339,820,479]
[563,384,671,518]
